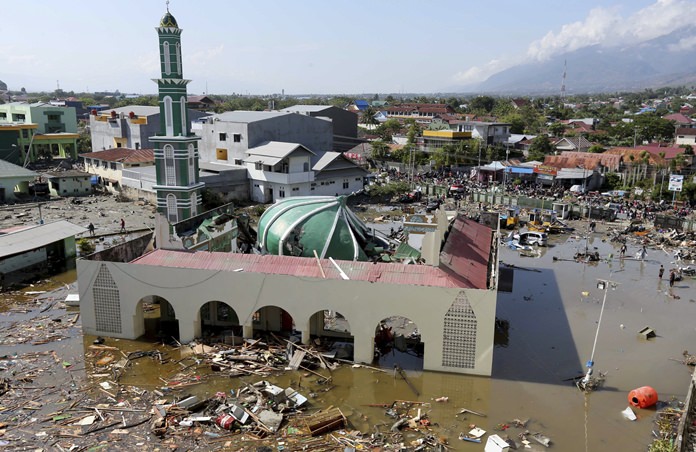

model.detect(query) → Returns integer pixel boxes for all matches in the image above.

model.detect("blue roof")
[505,166,534,174]
[354,100,369,111]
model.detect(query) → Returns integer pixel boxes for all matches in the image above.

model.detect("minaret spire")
[150,5,204,239]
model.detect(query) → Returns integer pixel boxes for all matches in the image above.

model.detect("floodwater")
[2,226,693,451]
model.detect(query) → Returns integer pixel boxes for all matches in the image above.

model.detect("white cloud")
[527,0,696,61]
[452,58,511,85]
[668,35,696,51]
[453,0,696,87]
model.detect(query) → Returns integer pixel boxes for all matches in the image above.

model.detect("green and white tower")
[151,4,203,240]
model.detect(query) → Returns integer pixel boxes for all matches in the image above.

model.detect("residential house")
[0,102,79,162]
[80,148,155,193]
[89,105,206,151]
[0,220,85,290]
[44,170,93,197]
[382,103,455,125]
[430,117,511,146]
[675,127,696,146]
[543,151,621,175]
[186,95,215,111]
[0,159,38,202]
[510,98,529,109]
[244,141,315,203]
[663,113,693,127]
[312,152,368,196]
[348,100,370,112]
[553,136,593,153]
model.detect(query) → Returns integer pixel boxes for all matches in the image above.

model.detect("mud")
[0,203,693,450]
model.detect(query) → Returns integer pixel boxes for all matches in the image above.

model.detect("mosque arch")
[198,300,241,340]
[373,315,424,371]
[251,305,296,338]
[133,295,179,342]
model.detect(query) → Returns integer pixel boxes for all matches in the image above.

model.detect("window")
[164,144,176,185]
[355,177,361,181]
[22,129,28,138]
[343,182,349,189]
[164,96,173,136]
[279,188,285,198]
[0,113,6,120]
[190,192,197,216]
[110,162,116,170]
[292,187,299,191]
[188,144,195,185]
[233,133,241,143]
[255,162,263,170]
[12,114,25,122]
[216,148,228,160]
[219,133,227,141]
[175,42,182,75]
[180,96,187,135]
[166,194,178,223]
[163,42,171,74]
[234,159,242,165]
[303,162,309,172]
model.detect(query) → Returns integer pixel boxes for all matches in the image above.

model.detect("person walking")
[669,270,676,287]
[619,243,626,259]
[120,218,126,233]
[88,222,95,237]
[659,265,664,279]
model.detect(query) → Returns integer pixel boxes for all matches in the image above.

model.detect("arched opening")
[251,305,295,339]
[373,316,423,371]
[134,295,179,343]
[198,301,241,343]
[309,310,354,360]
[164,144,175,185]
[163,41,171,74]
[166,193,178,223]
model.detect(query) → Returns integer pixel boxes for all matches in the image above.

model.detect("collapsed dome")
[258,196,379,261]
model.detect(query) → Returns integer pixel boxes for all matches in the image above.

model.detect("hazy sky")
[2,0,694,95]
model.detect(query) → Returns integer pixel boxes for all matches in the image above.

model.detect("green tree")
[370,140,389,162]
[362,106,379,128]
[527,135,553,161]
[468,96,496,113]
[548,122,566,137]
[588,144,604,153]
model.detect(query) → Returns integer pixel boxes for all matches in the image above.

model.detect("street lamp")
[579,278,619,391]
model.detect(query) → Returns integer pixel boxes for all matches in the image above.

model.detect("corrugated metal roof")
[439,216,492,290]
[281,105,331,113]
[0,160,38,178]
[132,215,491,290]
[101,106,160,117]
[0,220,86,258]
[247,141,314,158]
[79,148,155,164]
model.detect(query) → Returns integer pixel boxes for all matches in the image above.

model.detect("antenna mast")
[560,60,567,100]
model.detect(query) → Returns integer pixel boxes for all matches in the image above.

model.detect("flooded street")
[0,220,693,450]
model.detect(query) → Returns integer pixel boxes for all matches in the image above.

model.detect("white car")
[514,231,548,246]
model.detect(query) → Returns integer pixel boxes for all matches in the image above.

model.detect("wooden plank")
[288,350,306,371]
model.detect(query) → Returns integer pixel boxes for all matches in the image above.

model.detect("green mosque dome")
[258,196,382,261]
[160,11,178,28]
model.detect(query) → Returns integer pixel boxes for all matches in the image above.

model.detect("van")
[516,231,548,246]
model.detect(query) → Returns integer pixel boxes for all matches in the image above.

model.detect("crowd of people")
[376,167,694,221]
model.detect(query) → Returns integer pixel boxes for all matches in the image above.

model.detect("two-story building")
[382,103,456,125]
[196,110,333,167]
[79,148,155,194]
[89,106,206,151]
[0,102,79,163]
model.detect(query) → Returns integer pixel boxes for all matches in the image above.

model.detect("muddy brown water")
[1,227,693,451]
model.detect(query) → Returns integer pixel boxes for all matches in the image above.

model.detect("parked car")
[514,231,548,246]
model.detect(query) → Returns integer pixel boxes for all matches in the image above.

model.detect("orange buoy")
[628,386,658,408]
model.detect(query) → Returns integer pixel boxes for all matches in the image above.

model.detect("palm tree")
[362,107,379,128]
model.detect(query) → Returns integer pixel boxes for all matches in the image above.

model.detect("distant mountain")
[460,25,696,95]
